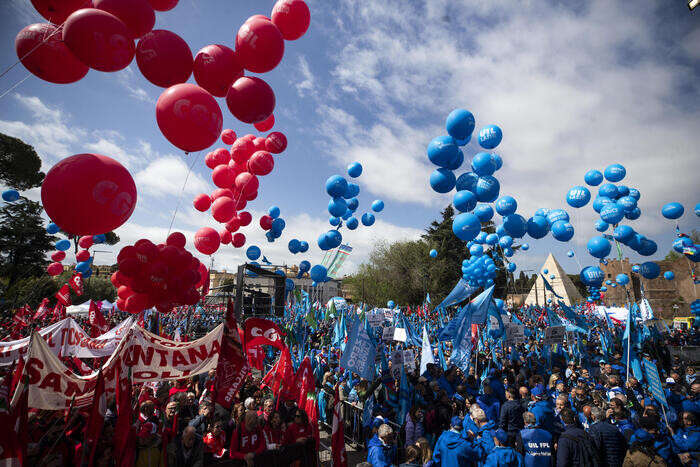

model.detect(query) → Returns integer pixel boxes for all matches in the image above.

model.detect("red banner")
[32,298,50,321]
[244,318,285,352]
[55,284,71,306]
[89,300,109,336]
[69,272,84,297]
[214,301,248,409]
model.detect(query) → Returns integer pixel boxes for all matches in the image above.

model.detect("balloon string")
[0,23,63,81]
[167,151,201,236]
[0,73,32,100]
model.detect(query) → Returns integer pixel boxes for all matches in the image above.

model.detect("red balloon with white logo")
[235,17,284,73]
[15,23,89,84]
[93,0,155,39]
[226,76,275,124]
[194,227,220,255]
[193,44,244,97]
[136,29,193,87]
[265,132,287,154]
[271,0,310,41]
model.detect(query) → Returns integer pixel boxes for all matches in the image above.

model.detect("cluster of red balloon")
[112,232,207,313]
[191,128,288,255]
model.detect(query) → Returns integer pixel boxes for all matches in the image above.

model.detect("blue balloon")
[271,218,286,232]
[76,261,91,273]
[631,265,641,273]
[82,268,92,279]
[474,204,494,222]
[344,183,360,199]
[485,233,499,245]
[317,232,330,250]
[452,213,481,241]
[503,214,527,238]
[268,206,280,219]
[430,168,456,193]
[478,125,502,149]
[298,241,309,253]
[617,196,637,213]
[580,266,605,287]
[616,273,629,285]
[471,152,496,176]
[326,230,342,249]
[546,209,569,226]
[498,235,513,248]
[444,148,464,171]
[616,185,629,197]
[55,239,70,251]
[495,196,517,216]
[604,164,626,182]
[521,243,529,251]
[347,162,363,178]
[592,196,614,213]
[47,222,59,234]
[600,286,607,292]
[527,215,549,239]
[598,183,618,199]
[346,198,359,211]
[695,202,700,217]
[361,213,375,226]
[326,175,348,198]
[342,210,352,220]
[628,188,641,201]
[429,249,438,258]
[625,207,641,220]
[600,203,625,225]
[346,217,359,230]
[549,274,555,280]
[475,176,500,202]
[491,154,503,171]
[638,239,657,257]
[595,220,609,232]
[2,189,19,202]
[503,247,514,257]
[507,263,516,272]
[567,250,574,257]
[427,135,459,167]
[673,237,693,253]
[587,236,611,258]
[628,234,644,251]
[610,283,617,288]
[469,244,484,257]
[495,224,507,237]
[371,200,384,212]
[310,265,327,282]
[453,190,477,213]
[387,300,395,308]
[93,234,106,244]
[285,278,295,292]
[328,197,348,217]
[475,231,488,244]
[566,186,591,208]
[455,172,479,192]
[246,246,261,261]
[266,231,275,242]
[639,261,660,279]
[605,280,612,285]
[662,202,684,220]
[446,109,475,141]
[584,170,604,186]
[664,271,675,280]
[289,239,301,253]
[299,260,311,272]
[329,216,341,226]
[551,221,574,242]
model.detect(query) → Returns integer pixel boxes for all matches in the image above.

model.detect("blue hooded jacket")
[433,429,478,467]
[367,433,396,467]
[477,394,501,423]
[519,425,553,467]
[529,400,556,434]
[484,446,524,467]
[474,420,497,464]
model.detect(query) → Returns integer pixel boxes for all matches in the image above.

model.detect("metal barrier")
[669,346,700,363]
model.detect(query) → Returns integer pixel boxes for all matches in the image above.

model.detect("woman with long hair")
[415,437,435,467]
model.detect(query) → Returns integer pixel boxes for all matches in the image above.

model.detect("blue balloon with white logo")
[625,207,641,220]
[598,183,618,199]
[551,221,574,242]
[566,186,591,208]
[546,209,569,226]
[471,152,496,176]
[584,170,604,186]
[595,220,609,232]
[478,125,502,149]
[485,233,499,245]
[587,236,611,258]
[592,196,614,213]
[246,245,261,260]
[361,213,375,226]
[580,266,605,287]
[600,203,625,225]
[495,196,517,216]
[371,200,384,212]
[616,196,637,213]
[346,217,358,230]
[430,168,456,193]
[662,202,684,220]
[604,164,626,182]
[454,190,477,213]
[452,213,481,241]
[427,135,459,167]
[475,176,500,202]
[474,204,494,222]
[639,261,660,279]
[347,162,363,178]
[455,172,479,193]
[503,214,527,238]
[446,109,475,141]
[326,175,348,198]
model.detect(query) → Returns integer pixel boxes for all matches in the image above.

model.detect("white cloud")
[134,156,209,198]
[295,56,316,97]
[115,66,156,104]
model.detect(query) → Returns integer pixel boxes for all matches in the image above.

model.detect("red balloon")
[30,0,91,23]
[235,17,284,73]
[230,137,255,164]
[225,217,241,232]
[226,76,276,124]
[41,154,136,236]
[260,215,273,230]
[136,29,193,88]
[232,232,246,248]
[211,196,235,223]
[193,44,244,98]
[234,197,247,210]
[135,238,158,260]
[193,193,211,212]
[211,188,234,200]
[245,190,258,202]
[265,131,287,154]
[196,262,208,288]
[166,231,186,248]
[126,293,149,313]
[63,8,135,72]
[271,0,311,41]
[76,249,90,262]
[93,0,155,39]
[234,171,259,196]
[51,250,66,262]
[204,152,217,169]
[78,235,93,249]
[241,134,256,142]
[252,137,267,151]
[246,14,272,23]
[254,114,275,132]
[156,83,222,152]
[228,159,248,174]
[221,129,237,145]
[183,288,200,306]
[119,257,141,277]
[117,285,134,300]
[237,211,252,227]
[211,148,230,166]
[147,0,178,11]
[15,23,89,85]
[110,271,122,287]
[117,245,137,262]
[248,150,274,176]
[212,165,236,188]
[219,229,232,245]
[47,262,63,276]
[194,227,220,255]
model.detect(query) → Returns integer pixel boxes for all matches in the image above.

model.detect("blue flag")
[540,274,563,299]
[339,318,376,380]
[470,285,495,325]
[398,364,411,425]
[420,325,435,375]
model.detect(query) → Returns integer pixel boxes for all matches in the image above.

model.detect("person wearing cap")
[433,416,478,467]
[626,415,675,466]
[484,429,524,467]
[517,412,553,467]
[367,423,397,467]
[529,384,556,435]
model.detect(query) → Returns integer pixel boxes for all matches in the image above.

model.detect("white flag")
[420,325,435,376]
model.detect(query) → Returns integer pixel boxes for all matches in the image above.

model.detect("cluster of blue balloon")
[461,243,499,288]
[2,189,20,202]
[287,238,309,254]
[664,202,700,263]
[264,206,287,243]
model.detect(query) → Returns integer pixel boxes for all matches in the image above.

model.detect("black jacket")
[499,400,525,433]
[588,420,627,467]
[556,425,587,467]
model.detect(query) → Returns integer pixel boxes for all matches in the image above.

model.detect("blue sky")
[0,0,699,279]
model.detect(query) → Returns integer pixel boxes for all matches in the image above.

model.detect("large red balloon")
[63,8,135,72]
[235,17,284,73]
[94,0,155,39]
[47,262,63,276]
[136,30,193,88]
[78,235,93,248]
[193,44,244,98]
[193,193,211,212]
[260,215,273,230]
[221,129,237,145]
[232,232,246,248]
[265,132,287,154]
[219,229,232,245]
[166,231,186,248]
[211,196,235,223]
[156,83,223,152]
[230,137,254,163]
[15,23,89,84]
[51,251,66,262]
[30,0,91,24]
[254,114,275,132]
[76,249,90,262]
[212,165,236,188]
[271,0,311,41]
[211,188,234,200]
[226,76,276,124]
[234,172,259,196]
[237,211,252,227]
[248,151,274,176]
[147,0,178,11]
[252,137,267,151]
[194,227,220,255]
[41,154,137,235]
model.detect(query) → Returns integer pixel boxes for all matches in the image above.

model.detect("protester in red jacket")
[230,412,265,466]
[203,420,227,458]
[284,409,312,445]
[263,411,285,449]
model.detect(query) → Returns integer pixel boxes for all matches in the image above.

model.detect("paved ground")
[318,424,367,466]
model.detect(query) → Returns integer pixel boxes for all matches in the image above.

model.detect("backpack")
[560,432,602,467]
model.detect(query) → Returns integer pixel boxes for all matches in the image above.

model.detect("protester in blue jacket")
[529,385,556,435]
[517,412,553,467]
[472,407,497,465]
[477,383,501,423]
[674,411,700,466]
[367,424,397,467]
[433,416,479,467]
[485,429,524,467]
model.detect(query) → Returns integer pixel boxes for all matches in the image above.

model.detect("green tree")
[0,133,44,190]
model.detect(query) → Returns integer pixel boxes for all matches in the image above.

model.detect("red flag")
[293,356,315,408]
[261,348,296,403]
[201,267,210,296]
[11,312,28,329]
[52,301,66,321]
[332,386,348,467]
[304,391,320,450]
[88,300,109,336]
[246,346,264,371]
[69,272,84,296]
[114,367,135,466]
[213,300,248,409]
[136,311,145,329]
[55,283,72,306]
[244,317,286,352]
[0,367,28,466]
[84,371,106,466]
[32,298,50,321]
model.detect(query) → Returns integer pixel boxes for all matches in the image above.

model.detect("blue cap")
[532,384,546,397]
[450,416,463,428]
[494,428,508,444]
[372,417,384,429]
[453,393,465,402]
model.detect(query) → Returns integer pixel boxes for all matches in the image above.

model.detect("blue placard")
[340,319,377,380]
[643,358,668,408]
